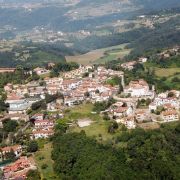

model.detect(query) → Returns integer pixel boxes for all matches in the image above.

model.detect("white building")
[161,110,179,122]
[124,79,154,98]
[152,97,179,110]
[34,67,50,76]
[32,129,54,139]
[124,116,136,129]
[6,99,30,114]
[113,106,133,118]
[34,120,54,129]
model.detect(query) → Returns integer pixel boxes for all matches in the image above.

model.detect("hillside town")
[0,51,179,179]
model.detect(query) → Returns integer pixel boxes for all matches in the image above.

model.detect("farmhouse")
[34,67,50,75]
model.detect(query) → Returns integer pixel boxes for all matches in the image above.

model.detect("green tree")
[103,113,110,121]
[5,149,16,161]
[41,163,48,169]
[0,169,4,180]
[26,170,41,180]
[45,93,58,104]
[27,140,38,153]
[3,119,18,132]
[31,100,47,111]
[0,100,8,112]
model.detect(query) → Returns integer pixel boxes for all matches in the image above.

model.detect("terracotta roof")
[114,107,128,113]
[33,129,54,135]
[3,157,30,173]
[1,145,21,152]
[6,93,22,101]
[162,110,178,116]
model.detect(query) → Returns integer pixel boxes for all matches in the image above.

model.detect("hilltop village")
[0,47,179,179]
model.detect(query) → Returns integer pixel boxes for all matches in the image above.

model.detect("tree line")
[52,122,180,179]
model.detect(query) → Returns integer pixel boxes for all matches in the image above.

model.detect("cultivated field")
[95,46,131,64]
[66,44,131,65]
[66,49,105,65]
[155,68,180,77]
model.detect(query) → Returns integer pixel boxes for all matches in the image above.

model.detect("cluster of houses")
[121,46,180,71]
[88,78,151,129]
[31,113,55,139]
[0,55,179,179]
[2,156,36,180]
[0,144,36,180]
[149,90,180,122]
[104,79,179,129]
[2,64,179,131]
[3,66,124,114]
[121,57,147,70]
[158,46,180,59]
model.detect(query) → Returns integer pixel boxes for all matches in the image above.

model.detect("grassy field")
[66,44,131,65]
[71,120,113,141]
[66,49,105,65]
[67,103,94,115]
[94,44,131,64]
[34,143,57,180]
[95,54,117,64]
[66,103,117,142]
[154,67,180,90]
[95,47,131,64]
[155,68,180,77]
[65,103,103,122]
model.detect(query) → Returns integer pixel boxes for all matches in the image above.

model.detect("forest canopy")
[52,122,180,180]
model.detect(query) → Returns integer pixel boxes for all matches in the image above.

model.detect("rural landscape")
[0,0,179,180]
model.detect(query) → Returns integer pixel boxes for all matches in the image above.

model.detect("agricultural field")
[154,67,180,90]
[95,45,131,64]
[155,68,180,77]
[66,44,131,65]
[0,40,18,52]
[66,49,105,65]
[28,50,66,65]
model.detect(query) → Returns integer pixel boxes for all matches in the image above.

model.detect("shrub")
[41,163,48,169]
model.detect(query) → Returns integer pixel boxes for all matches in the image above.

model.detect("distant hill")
[0,0,179,66]
[0,43,67,67]
[0,0,179,32]
[132,0,180,10]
